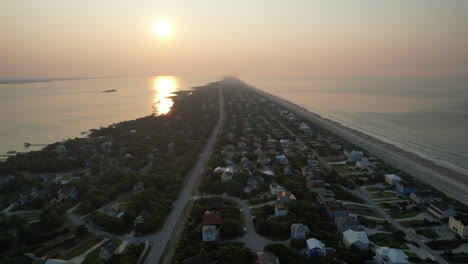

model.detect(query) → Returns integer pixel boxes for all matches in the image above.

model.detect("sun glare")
[153,76,177,115]
[154,21,172,38]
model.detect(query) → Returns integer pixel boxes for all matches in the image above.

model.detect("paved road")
[229,196,276,252]
[143,86,225,264]
[350,188,448,264]
[5,209,41,216]
[1,203,15,213]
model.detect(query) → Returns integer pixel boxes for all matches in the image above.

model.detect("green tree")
[212,244,256,264]
[40,204,65,230]
[220,219,243,238]
[221,206,240,220]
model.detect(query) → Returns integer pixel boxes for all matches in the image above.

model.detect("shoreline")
[244,82,468,205]
[273,95,468,176]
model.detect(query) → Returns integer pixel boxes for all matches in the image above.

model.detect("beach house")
[427,201,456,221]
[274,203,288,216]
[410,190,433,205]
[335,216,361,233]
[385,174,402,185]
[291,223,310,239]
[395,181,418,195]
[202,225,219,242]
[342,230,370,250]
[277,191,296,204]
[356,158,373,169]
[270,182,286,195]
[347,150,364,163]
[326,201,349,221]
[375,247,409,264]
[306,238,326,257]
[449,215,468,237]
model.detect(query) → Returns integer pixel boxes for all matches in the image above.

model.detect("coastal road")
[247,83,468,205]
[143,85,225,264]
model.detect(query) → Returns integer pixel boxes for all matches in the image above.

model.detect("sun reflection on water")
[152,76,177,115]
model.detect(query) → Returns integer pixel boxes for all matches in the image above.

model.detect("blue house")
[396,181,418,195]
[306,238,326,257]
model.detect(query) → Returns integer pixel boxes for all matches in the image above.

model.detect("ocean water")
[245,77,468,175]
[0,76,215,157]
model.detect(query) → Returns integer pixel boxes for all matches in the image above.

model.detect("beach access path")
[246,82,468,205]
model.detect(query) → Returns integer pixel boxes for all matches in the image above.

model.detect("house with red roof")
[202,211,222,225]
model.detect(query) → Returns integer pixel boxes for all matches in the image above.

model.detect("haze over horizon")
[1,0,468,80]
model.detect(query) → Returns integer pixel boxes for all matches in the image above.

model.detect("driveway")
[69,238,109,264]
[219,195,276,252]
[350,188,448,264]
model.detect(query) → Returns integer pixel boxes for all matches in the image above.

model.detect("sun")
[154,21,172,38]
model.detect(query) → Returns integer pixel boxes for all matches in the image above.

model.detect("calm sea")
[0,76,215,157]
[245,77,468,175]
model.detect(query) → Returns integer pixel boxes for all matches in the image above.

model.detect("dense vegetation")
[0,83,220,262]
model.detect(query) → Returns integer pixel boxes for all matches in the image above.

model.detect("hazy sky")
[1,0,468,79]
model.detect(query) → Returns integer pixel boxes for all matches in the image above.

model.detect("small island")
[100,89,117,93]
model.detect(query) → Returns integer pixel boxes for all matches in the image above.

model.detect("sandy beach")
[246,83,468,205]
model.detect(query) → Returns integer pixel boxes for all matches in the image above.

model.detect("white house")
[270,182,286,195]
[342,230,369,250]
[306,238,326,257]
[202,225,219,242]
[356,158,373,169]
[261,168,275,176]
[375,247,409,264]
